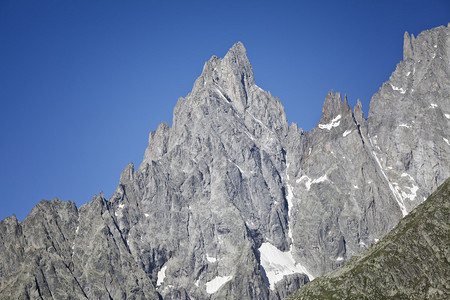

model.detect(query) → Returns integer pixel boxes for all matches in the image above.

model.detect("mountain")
[286,177,450,299]
[1,24,449,299]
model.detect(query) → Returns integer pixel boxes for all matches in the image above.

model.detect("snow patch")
[429,103,438,108]
[118,204,125,209]
[406,71,411,76]
[445,114,450,119]
[390,84,406,94]
[400,184,419,201]
[354,185,359,189]
[343,130,352,137]
[443,138,450,146]
[75,226,79,234]
[157,266,167,287]
[297,175,328,191]
[259,242,314,290]
[206,276,232,294]
[206,254,217,263]
[374,238,379,243]
[399,124,411,129]
[144,213,150,218]
[318,115,341,130]
[336,257,344,261]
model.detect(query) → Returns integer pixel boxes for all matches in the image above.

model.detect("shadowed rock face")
[286,177,450,300]
[1,25,449,299]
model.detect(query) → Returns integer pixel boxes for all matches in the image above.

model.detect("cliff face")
[1,25,449,299]
[287,177,450,299]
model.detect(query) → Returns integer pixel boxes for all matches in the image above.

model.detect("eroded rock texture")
[1,25,449,299]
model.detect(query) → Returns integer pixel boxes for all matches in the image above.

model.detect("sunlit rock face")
[1,25,449,300]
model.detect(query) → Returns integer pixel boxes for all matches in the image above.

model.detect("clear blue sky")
[1,0,448,221]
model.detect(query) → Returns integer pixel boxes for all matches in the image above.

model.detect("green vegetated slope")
[286,177,450,300]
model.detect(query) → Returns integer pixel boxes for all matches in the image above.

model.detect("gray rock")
[1,25,449,299]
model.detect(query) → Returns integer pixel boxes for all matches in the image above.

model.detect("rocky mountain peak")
[191,42,254,114]
[353,98,365,125]
[1,25,449,300]
[119,162,135,184]
[318,90,352,125]
[403,31,414,60]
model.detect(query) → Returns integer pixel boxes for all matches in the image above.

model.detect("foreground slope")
[1,25,449,299]
[286,177,450,299]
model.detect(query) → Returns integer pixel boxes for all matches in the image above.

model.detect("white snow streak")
[429,103,438,108]
[444,138,450,146]
[372,151,407,216]
[259,242,314,290]
[206,276,232,294]
[444,114,450,119]
[285,164,294,240]
[215,88,229,102]
[390,84,406,94]
[343,130,352,137]
[286,182,294,240]
[318,115,341,130]
[75,226,79,234]
[157,266,167,287]
[336,257,344,261]
[228,159,247,174]
[399,124,411,129]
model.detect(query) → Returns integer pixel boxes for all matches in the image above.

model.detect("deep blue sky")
[1,0,448,221]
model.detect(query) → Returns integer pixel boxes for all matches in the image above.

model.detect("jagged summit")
[191,41,255,114]
[1,25,449,300]
[319,91,352,124]
[403,31,414,60]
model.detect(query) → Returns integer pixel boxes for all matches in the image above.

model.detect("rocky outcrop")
[1,25,449,299]
[286,177,450,299]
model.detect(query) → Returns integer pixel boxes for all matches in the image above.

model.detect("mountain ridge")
[1,24,449,299]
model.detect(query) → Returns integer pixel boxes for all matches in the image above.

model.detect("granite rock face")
[1,26,449,299]
[286,177,450,299]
